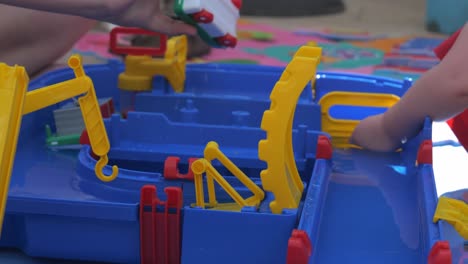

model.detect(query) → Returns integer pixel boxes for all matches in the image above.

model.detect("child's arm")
[0,6,96,75]
[0,0,195,35]
[351,23,468,152]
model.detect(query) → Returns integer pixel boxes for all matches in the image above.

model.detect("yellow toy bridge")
[0,55,118,235]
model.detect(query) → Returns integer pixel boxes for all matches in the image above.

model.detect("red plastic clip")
[316,135,332,160]
[164,157,198,181]
[286,230,312,264]
[140,185,183,264]
[428,241,452,264]
[110,27,168,56]
[79,98,115,158]
[416,140,433,165]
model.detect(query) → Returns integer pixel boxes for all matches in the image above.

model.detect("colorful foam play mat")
[72,20,447,81]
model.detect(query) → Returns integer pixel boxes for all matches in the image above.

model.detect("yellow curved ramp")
[0,64,28,234]
[258,46,322,214]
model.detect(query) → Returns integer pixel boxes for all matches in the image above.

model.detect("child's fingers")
[148,15,196,36]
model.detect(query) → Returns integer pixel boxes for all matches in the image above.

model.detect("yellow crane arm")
[21,55,119,182]
[23,78,89,115]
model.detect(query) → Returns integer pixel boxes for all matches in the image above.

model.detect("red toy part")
[215,34,237,48]
[79,98,115,148]
[163,157,198,181]
[231,0,243,9]
[417,140,433,165]
[433,28,462,60]
[428,241,452,264]
[192,9,214,23]
[140,185,183,264]
[79,130,99,160]
[110,27,168,56]
[316,135,332,160]
[286,230,312,264]
[100,98,115,118]
[447,109,468,151]
[79,130,90,145]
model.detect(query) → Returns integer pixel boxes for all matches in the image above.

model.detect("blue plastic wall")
[181,205,298,264]
[295,117,443,263]
[296,158,332,250]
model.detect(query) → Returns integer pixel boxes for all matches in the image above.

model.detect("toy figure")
[129,0,212,58]
[351,23,468,152]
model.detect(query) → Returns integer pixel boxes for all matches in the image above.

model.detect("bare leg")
[0,5,96,75]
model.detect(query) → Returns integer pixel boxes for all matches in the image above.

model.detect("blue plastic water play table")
[0,59,466,263]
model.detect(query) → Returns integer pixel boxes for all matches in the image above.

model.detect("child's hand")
[0,0,197,36]
[100,0,196,35]
[350,114,401,152]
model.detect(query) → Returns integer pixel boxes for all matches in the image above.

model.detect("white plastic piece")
[182,0,239,38]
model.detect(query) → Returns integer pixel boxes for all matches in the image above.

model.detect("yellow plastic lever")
[68,56,118,182]
[0,64,28,235]
[318,91,400,148]
[191,141,265,211]
[23,55,118,182]
[433,196,468,239]
[119,35,188,93]
[23,78,88,115]
[258,46,322,214]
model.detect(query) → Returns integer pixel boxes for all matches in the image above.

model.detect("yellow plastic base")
[433,196,468,239]
[119,35,188,93]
